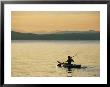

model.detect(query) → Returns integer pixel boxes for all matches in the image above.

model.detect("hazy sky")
[11,11,100,33]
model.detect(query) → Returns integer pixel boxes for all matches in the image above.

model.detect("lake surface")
[11,40,100,77]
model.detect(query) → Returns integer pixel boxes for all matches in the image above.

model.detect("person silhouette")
[66,56,74,65]
[66,56,74,71]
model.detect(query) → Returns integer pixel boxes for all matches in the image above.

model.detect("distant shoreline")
[11,31,100,40]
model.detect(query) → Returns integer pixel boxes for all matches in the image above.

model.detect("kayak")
[57,61,81,68]
[63,64,81,68]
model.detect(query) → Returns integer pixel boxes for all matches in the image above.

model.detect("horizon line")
[11,30,100,34]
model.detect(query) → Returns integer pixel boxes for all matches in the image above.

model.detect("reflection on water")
[11,40,100,77]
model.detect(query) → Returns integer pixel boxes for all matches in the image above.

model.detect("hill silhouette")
[11,30,100,40]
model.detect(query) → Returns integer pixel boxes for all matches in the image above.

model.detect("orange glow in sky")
[11,11,100,33]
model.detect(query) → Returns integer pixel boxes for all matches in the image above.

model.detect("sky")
[11,11,100,34]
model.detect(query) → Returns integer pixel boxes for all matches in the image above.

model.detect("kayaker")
[66,56,74,65]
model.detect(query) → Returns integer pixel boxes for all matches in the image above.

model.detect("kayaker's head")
[68,56,71,59]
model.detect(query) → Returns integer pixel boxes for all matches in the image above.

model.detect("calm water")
[11,40,100,77]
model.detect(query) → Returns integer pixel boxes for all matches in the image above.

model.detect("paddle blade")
[57,61,61,63]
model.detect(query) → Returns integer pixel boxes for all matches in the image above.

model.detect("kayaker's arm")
[70,58,74,62]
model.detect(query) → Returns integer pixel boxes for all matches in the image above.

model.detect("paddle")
[57,61,62,64]
[57,61,65,64]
